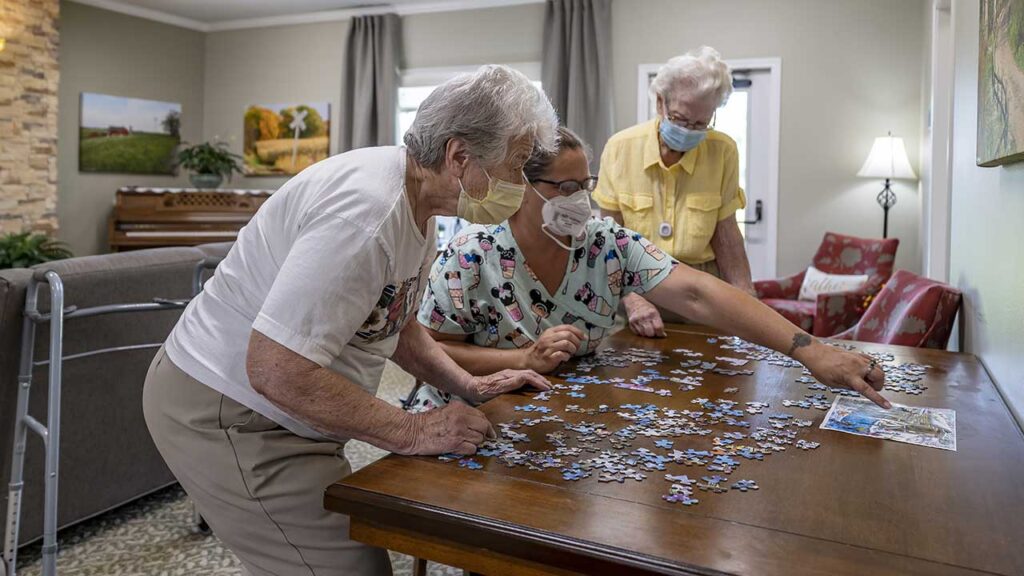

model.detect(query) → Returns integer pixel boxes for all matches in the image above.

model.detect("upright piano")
[108,186,273,251]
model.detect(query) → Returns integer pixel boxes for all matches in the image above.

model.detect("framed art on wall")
[79,93,181,174]
[243,102,330,176]
[978,0,1024,167]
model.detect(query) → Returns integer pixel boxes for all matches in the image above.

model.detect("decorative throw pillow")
[798,266,869,302]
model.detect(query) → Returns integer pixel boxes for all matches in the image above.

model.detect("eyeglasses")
[665,110,716,131]
[531,176,599,194]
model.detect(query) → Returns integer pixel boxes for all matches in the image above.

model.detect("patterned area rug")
[13,362,461,576]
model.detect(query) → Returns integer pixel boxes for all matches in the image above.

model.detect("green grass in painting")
[79,130,179,174]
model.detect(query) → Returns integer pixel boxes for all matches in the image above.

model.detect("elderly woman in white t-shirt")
[142,66,556,575]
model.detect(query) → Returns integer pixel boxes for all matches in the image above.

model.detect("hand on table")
[623,293,665,338]
[800,342,890,408]
[524,325,585,373]
[466,368,552,403]
[403,401,495,456]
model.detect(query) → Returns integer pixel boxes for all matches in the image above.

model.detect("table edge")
[326,481,733,576]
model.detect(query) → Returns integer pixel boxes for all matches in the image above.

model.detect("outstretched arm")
[644,265,890,408]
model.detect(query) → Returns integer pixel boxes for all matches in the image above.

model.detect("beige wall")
[401,4,544,69]
[57,0,929,271]
[203,0,927,276]
[948,0,1024,423]
[610,0,928,276]
[57,1,205,256]
[199,3,544,192]
[202,21,347,190]
[1,0,60,235]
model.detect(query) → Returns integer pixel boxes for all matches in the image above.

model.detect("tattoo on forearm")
[787,333,812,357]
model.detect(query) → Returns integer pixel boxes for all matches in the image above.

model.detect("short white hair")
[405,65,558,171]
[650,46,733,108]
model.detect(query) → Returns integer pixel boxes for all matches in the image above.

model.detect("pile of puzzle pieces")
[436,338,932,508]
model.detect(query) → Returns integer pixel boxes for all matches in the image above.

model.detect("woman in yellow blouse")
[593,46,753,338]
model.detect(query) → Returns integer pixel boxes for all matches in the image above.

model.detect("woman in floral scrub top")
[411,127,893,412]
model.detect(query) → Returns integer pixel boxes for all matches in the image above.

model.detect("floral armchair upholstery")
[754,232,899,337]
[833,270,962,349]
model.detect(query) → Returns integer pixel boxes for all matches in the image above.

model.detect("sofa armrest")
[830,326,856,341]
[754,270,806,300]
[813,289,872,337]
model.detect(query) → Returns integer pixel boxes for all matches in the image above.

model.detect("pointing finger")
[852,377,892,409]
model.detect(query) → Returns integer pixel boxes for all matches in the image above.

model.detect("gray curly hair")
[404,65,558,171]
[650,46,733,108]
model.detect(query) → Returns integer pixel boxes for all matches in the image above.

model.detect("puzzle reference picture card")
[820,396,956,451]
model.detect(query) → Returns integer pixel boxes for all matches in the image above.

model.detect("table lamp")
[857,132,917,238]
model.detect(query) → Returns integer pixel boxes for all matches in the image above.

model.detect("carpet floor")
[13,362,462,576]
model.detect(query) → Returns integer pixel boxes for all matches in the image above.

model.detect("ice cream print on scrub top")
[614,228,630,258]
[483,305,503,346]
[458,250,482,289]
[634,233,667,261]
[356,276,421,343]
[574,282,614,317]
[491,281,524,321]
[431,246,455,283]
[605,250,623,297]
[504,327,532,348]
[528,289,557,335]
[448,312,476,333]
[418,219,677,357]
[587,232,606,268]
[497,244,517,278]
[475,231,495,251]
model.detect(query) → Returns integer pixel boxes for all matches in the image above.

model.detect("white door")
[637,60,781,279]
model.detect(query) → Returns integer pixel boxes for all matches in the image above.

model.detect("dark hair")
[523,125,591,182]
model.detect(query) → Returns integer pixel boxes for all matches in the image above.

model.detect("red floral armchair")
[833,270,962,349]
[755,232,899,337]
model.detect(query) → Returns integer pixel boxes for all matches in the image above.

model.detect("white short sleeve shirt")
[165,146,435,440]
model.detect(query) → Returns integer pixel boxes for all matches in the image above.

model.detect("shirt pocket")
[681,194,722,256]
[617,193,655,227]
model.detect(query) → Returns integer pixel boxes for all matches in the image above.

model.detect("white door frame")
[923,0,954,282]
[636,58,782,279]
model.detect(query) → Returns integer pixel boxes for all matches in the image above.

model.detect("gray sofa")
[0,242,231,547]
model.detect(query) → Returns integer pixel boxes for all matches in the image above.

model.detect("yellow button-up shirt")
[592,119,746,265]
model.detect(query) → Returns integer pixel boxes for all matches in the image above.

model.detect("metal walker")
[2,258,219,576]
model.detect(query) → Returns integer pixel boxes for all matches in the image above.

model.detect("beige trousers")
[142,346,392,576]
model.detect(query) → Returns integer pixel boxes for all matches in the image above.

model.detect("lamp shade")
[857,135,917,180]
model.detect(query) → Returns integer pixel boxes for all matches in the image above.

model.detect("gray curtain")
[341,13,400,150]
[541,0,614,168]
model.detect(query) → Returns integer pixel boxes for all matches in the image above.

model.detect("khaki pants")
[142,347,392,576]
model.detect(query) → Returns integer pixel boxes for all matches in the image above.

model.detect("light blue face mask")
[659,117,707,152]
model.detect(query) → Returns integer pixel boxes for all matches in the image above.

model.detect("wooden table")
[325,325,1024,576]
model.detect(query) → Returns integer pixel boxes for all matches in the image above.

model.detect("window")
[713,88,749,236]
[397,62,542,249]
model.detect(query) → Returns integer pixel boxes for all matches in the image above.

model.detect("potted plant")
[176,141,243,189]
[0,232,73,269]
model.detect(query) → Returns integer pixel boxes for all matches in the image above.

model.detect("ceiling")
[71,0,540,31]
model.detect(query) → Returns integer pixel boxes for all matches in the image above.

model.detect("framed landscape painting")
[243,102,331,176]
[978,0,1024,167]
[79,93,181,174]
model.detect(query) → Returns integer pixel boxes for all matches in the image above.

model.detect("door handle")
[740,199,762,225]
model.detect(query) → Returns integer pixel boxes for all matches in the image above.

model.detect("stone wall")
[0,0,60,234]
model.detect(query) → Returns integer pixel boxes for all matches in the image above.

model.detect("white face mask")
[533,184,591,250]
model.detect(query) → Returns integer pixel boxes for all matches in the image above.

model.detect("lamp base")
[876,178,897,238]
